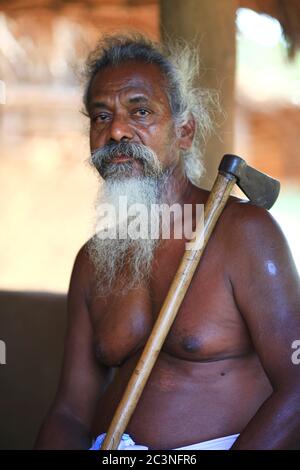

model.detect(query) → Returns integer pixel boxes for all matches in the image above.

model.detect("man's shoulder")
[224,196,280,233]
[190,184,284,252]
[220,196,287,260]
[193,182,280,237]
[69,238,96,294]
[73,238,93,269]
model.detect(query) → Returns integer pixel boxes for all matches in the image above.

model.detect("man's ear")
[177,114,196,150]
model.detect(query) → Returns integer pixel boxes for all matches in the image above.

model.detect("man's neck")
[160,162,193,207]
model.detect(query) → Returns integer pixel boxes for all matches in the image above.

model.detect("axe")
[101,154,280,449]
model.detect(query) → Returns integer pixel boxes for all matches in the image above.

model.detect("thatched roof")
[1,0,300,57]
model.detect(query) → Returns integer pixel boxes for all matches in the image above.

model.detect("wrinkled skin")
[35,61,300,450]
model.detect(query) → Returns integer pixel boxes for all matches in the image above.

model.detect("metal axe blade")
[218,154,280,209]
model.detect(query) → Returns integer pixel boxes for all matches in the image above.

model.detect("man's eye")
[134,108,150,117]
[92,113,110,123]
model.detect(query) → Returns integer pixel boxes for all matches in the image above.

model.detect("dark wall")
[0,290,67,449]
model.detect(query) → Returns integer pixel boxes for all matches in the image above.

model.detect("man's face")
[87,60,180,179]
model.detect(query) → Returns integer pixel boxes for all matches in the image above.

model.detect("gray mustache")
[91,142,158,170]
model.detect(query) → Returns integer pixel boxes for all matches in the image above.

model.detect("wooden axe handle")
[101,172,236,450]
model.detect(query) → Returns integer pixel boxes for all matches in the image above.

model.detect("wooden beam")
[160,0,237,189]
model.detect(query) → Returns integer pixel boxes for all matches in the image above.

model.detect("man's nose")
[108,113,134,142]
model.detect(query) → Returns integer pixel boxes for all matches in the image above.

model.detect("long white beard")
[88,176,166,297]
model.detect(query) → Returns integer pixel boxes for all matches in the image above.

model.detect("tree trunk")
[160,0,237,189]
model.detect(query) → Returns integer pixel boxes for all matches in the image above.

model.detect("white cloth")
[89,432,240,450]
[175,433,239,450]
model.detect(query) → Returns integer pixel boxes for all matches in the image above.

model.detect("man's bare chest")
[89,237,252,367]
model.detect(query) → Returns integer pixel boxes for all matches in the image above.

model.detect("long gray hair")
[83,33,218,186]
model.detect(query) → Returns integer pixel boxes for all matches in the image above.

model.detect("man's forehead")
[88,61,169,104]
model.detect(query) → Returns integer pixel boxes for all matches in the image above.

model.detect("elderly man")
[35,35,300,450]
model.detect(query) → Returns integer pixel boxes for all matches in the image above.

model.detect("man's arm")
[224,202,300,449]
[35,245,111,449]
